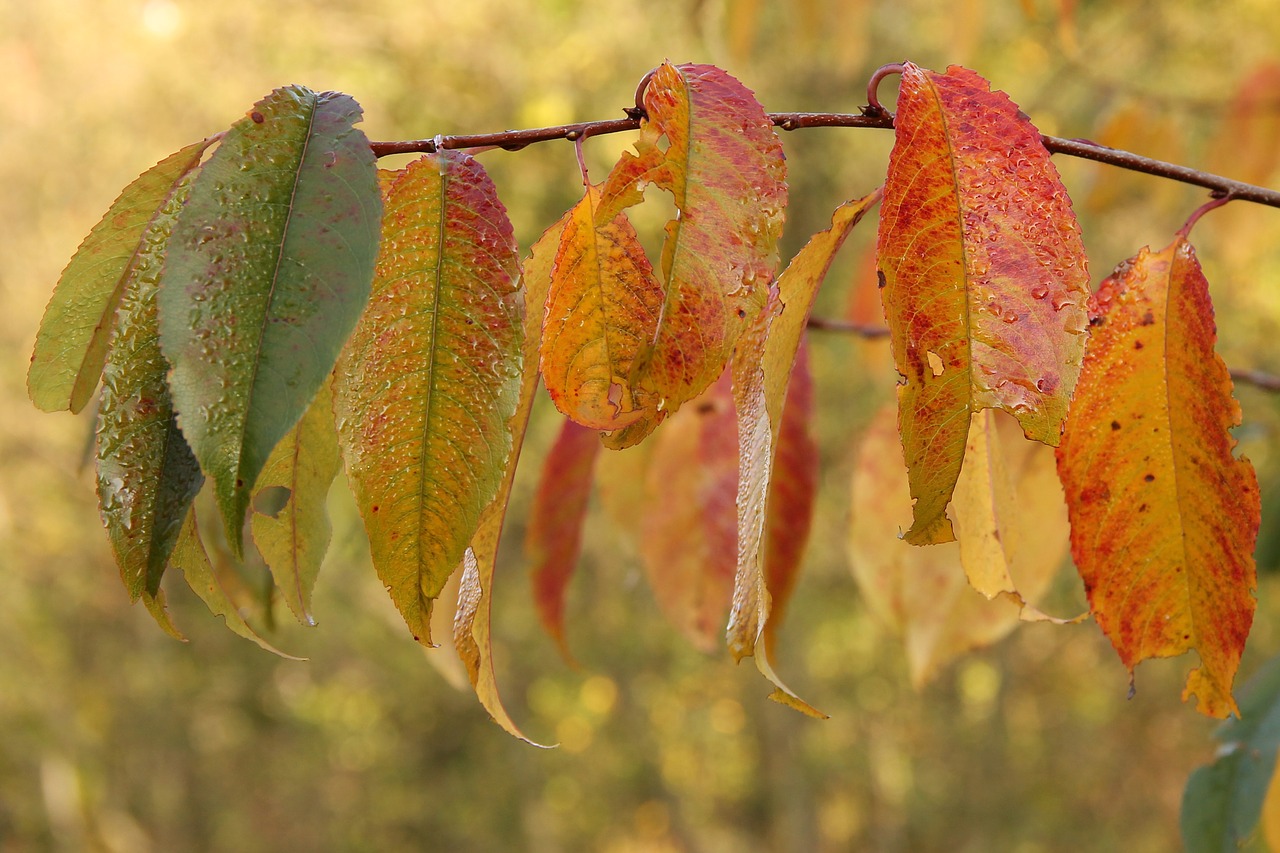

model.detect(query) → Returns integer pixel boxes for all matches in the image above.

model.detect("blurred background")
[4,0,1280,850]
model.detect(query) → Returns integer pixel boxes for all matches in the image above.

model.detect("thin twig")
[369,112,1280,210]
[806,316,1280,393]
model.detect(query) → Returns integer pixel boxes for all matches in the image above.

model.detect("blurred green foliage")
[4,0,1280,850]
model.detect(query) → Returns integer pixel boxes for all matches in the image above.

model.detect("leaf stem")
[369,114,1280,210]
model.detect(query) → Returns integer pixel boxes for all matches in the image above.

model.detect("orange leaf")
[596,62,786,447]
[527,418,601,661]
[541,184,663,432]
[1056,236,1259,718]
[640,370,738,652]
[877,62,1090,545]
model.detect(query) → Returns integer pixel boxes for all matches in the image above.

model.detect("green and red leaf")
[595,61,787,446]
[158,86,381,555]
[335,151,522,647]
[877,62,1089,545]
[29,138,212,413]
[1056,235,1259,718]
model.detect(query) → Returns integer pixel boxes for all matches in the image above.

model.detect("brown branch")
[806,316,1280,393]
[369,112,1280,210]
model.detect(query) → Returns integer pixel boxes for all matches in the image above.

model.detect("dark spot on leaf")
[1089,316,1105,327]
[1134,340,1144,350]
[1144,473,1155,482]
[235,478,244,488]
[736,308,746,318]
[250,111,265,124]
[1110,420,1121,430]
[877,271,887,289]
[1140,311,1155,326]
[371,505,380,513]
[696,402,716,414]
[1138,503,1149,513]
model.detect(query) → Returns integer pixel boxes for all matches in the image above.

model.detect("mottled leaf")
[877,62,1089,545]
[336,150,521,646]
[170,510,301,659]
[850,405,1041,687]
[455,213,566,746]
[250,379,340,626]
[30,138,211,413]
[527,418,600,661]
[1056,236,1258,718]
[541,184,663,432]
[95,172,204,601]
[640,370,738,652]
[1181,656,1280,851]
[159,86,381,555]
[595,61,786,446]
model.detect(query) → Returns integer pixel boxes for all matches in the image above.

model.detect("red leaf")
[527,418,601,660]
[877,62,1090,545]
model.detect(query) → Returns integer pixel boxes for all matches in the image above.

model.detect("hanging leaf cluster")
[29,62,1262,741]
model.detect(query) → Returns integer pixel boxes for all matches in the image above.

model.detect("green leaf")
[95,172,204,600]
[1182,656,1280,851]
[335,151,522,646]
[29,138,212,414]
[158,86,381,556]
[250,379,340,626]
[169,510,302,659]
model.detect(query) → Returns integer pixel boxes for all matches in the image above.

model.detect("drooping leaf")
[877,62,1090,545]
[595,61,787,447]
[761,343,819,658]
[250,378,340,626]
[1056,236,1259,718]
[950,408,1073,621]
[640,370,738,652]
[527,417,601,661]
[728,194,879,716]
[94,171,204,601]
[159,86,381,555]
[169,510,301,659]
[454,212,565,746]
[336,150,522,646]
[1181,655,1280,851]
[29,138,212,413]
[541,184,663,432]
[850,405,1045,688]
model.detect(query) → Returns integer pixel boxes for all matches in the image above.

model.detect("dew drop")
[1030,285,1049,300]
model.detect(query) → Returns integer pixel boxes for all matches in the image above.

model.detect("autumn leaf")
[453,213,564,747]
[249,379,340,627]
[950,408,1073,622]
[1056,234,1258,718]
[877,62,1090,545]
[29,138,212,414]
[94,171,204,602]
[169,510,300,659]
[158,86,381,556]
[728,194,879,716]
[541,183,663,432]
[595,61,786,446]
[640,370,739,652]
[335,150,522,647]
[527,418,601,661]
[850,405,1060,688]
